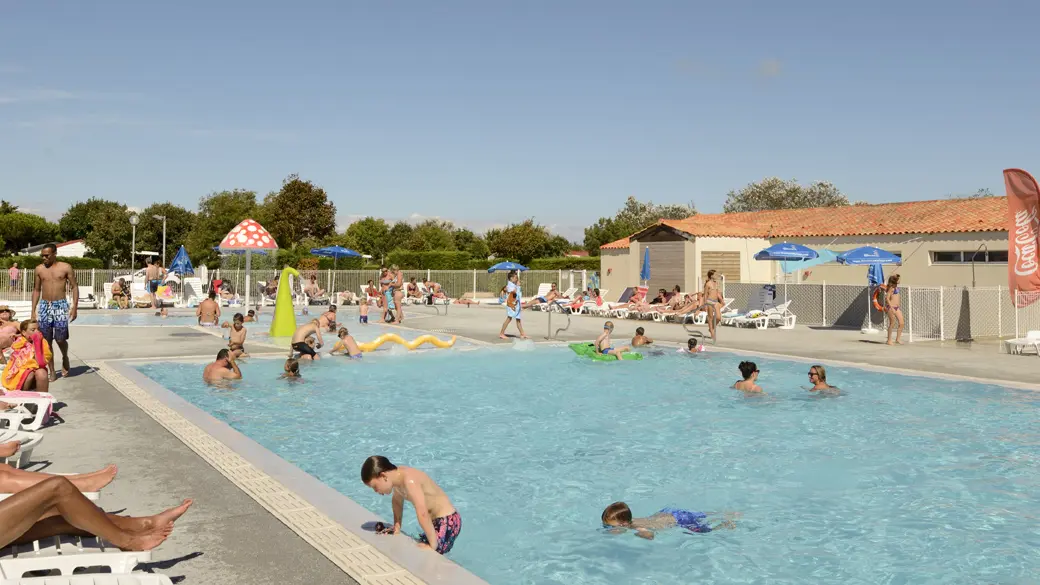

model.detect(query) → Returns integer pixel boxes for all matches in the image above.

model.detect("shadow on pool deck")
[55,324,355,584]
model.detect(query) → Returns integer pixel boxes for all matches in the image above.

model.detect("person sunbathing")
[305,275,326,299]
[406,278,421,300]
[0,460,117,493]
[0,476,192,551]
[453,297,480,305]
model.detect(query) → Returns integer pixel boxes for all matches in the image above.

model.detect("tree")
[58,198,126,241]
[722,178,849,213]
[135,202,197,263]
[453,228,489,259]
[583,196,695,255]
[185,189,258,267]
[83,204,132,267]
[404,220,456,252]
[388,222,414,247]
[343,217,391,261]
[0,212,59,254]
[0,201,18,215]
[488,219,562,264]
[256,174,336,248]
[949,188,994,199]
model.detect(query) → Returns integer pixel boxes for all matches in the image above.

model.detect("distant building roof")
[20,239,86,254]
[600,197,1009,249]
[565,250,589,257]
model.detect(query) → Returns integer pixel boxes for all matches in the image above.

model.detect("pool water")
[134,346,1040,585]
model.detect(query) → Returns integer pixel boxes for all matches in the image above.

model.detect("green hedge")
[0,256,104,269]
[527,257,600,271]
[385,250,473,270]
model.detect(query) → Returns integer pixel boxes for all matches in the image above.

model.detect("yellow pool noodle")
[357,333,457,352]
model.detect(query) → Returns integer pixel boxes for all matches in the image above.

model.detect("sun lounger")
[0,396,54,431]
[1004,330,1040,355]
[729,301,795,329]
[76,287,97,310]
[0,536,152,580]
[2,573,173,585]
[0,430,43,469]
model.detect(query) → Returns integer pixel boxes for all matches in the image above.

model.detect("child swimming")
[677,337,705,353]
[361,455,461,555]
[595,321,630,360]
[330,327,363,359]
[280,358,300,379]
[601,501,736,540]
[631,326,653,347]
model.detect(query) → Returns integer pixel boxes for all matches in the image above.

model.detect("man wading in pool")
[32,244,77,380]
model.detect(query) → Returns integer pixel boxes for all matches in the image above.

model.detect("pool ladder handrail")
[545,301,571,340]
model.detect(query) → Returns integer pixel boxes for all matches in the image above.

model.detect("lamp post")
[152,214,167,267]
[129,213,139,271]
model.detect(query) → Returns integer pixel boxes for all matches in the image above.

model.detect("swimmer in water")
[244,309,258,323]
[733,361,762,393]
[330,327,363,359]
[280,358,300,379]
[631,327,653,347]
[601,502,737,540]
[290,319,323,361]
[677,337,705,354]
[807,364,840,394]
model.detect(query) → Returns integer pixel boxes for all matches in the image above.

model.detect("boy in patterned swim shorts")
[362,455,461,554]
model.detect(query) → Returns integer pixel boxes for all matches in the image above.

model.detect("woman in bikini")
[390,265,405,324]
[378,267,394,323]
[885,274,904,345]
[702,270,722,342]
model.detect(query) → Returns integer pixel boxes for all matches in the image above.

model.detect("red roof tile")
[600,197,1008,248]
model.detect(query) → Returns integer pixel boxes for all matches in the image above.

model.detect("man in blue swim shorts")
[32,244,78,380]
[601,501,738,539]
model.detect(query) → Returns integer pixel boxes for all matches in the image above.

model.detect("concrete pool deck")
[41,305,1039,582]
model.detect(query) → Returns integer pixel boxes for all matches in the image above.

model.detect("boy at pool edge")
[601,502,737,540]
[631,327,653,347]
[362,455,461,555]
[595,321,630,360]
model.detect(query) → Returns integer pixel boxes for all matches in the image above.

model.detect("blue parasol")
[754,242,819,304]
[487,261,528,273]
[837,246,902,266]
[167,245,194,275]
[310,245,361,269]
[639,247,651,284]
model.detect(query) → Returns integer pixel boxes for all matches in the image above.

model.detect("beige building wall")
[599,248,635,297]
[784,232,1009,287]
[692,236,772,288]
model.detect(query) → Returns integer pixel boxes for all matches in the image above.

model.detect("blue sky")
[2,0,1038,242]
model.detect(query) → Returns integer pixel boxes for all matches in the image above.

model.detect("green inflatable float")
[568,342,643,361]
[269,266,302,338]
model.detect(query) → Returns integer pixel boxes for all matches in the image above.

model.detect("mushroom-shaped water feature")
[217,219,279,311]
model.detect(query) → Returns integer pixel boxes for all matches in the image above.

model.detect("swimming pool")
[133,345,1039,584]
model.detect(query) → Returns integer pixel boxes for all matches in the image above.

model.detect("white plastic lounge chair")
[179,277,205,308]
[0,430,43,469]
[730,301,795,329]
[0,537,152,580]
[0,396,54,431]
[359,286,379,305]
[127,283,151,308]
[76,286,97,310]
[2,573,172,585]
[417,283,450,305]
[688,297,735,325]
[1004,330,1040,355]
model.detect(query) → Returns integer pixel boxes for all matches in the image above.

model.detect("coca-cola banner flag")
[1003,168,1040,307]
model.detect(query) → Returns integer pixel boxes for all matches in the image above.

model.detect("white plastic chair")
[76,287,97,310]
[1004,330,1040,355]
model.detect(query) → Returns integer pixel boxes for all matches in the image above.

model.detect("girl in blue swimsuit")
[601,501,737,539]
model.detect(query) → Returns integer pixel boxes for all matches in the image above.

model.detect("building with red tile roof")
[598,197,1010,293]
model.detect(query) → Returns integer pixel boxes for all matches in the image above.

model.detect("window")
[931,250,1007,264]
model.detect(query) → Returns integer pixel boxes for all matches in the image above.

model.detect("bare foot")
[81,464,119,491]
[886,341,894,345]
[122,527,170,551]
[0,401,14,410]
[62,356,71,378]
[520,335,528,339]
[499,334,508,340]
[896,340,903,345]
[146,499,194,531]
[0,440,19,458]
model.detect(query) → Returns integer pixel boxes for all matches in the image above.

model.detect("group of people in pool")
[733,361,838,394]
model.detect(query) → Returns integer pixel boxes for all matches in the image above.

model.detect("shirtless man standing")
[145,258,166,309]
[202,349,242,383]
[290,319,323,361]
[196,291,220,326]
[32,244,77,380]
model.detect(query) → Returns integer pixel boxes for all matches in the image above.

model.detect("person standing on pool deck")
[145,257,166,309]
[361,455,461,555]
[8,263,19,292]
[884,274,904,345]
[498,270,527,340]
[32,244,77,381]
[702,269,722,344]
[390,265,406,324]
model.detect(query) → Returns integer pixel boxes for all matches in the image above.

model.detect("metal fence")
[11,268,1040,343]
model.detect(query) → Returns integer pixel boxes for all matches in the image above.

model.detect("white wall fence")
[723,282,1040,342]
[8,269,1040,342]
